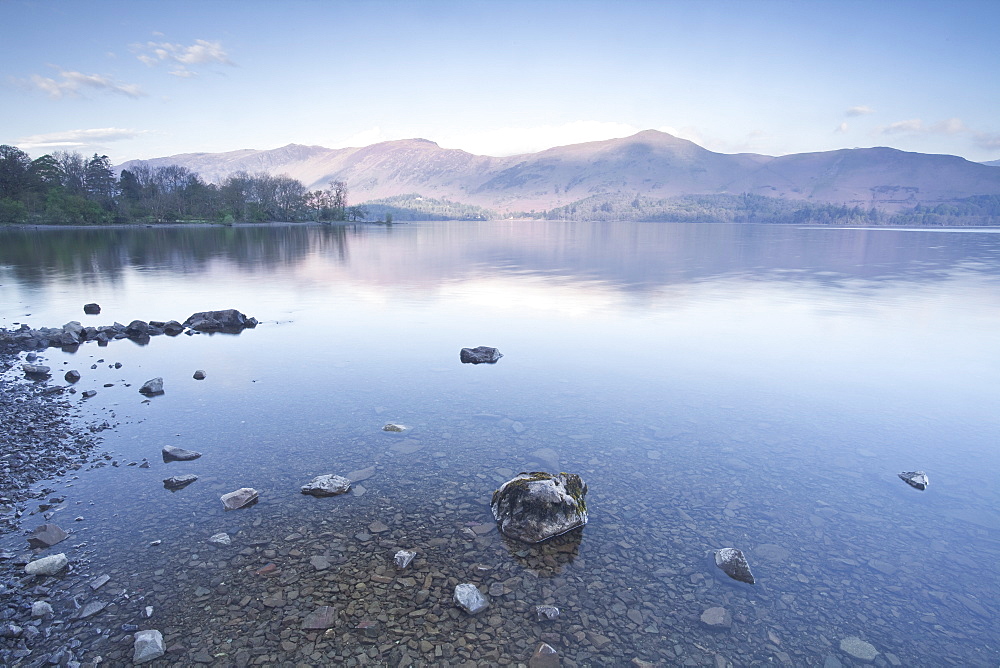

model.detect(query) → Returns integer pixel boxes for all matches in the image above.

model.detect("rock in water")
[381,423,408,433]
[163,474,198,490]
[193,369,206,380]
[64,370,81,383]
[715,548,755,584]
[394,550,416,569]
[133,629,165,664]
[162,445,202,462]
[898,471,929,490]
[491,472,588,543]
[529,642,561,668]
[24,553,69,576]
[460,346,503,364]
[535,605,561,621]
[22,364,51,376]
[208,533,231,546]
[221,487,259,510]
[300,474,351,497]
[183,309,257,332]
[700,606,733,629]
[454,583,489,614]
[83,303,101,315]
[840,636,878,662]
[27,524,68,549]
[139,377,164,395]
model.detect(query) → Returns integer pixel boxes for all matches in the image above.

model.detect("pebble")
[840,636,878,661]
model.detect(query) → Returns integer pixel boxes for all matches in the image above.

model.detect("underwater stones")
[301,474,351,497]
[27,523,68,549]
[31,601,53,618]
[221,487,259,510]
[133,629,165,664]
[700,606,732,630]
[163,474,198,489]
[64,369,81,383]
[162,445,201,462]
[454,583,489,614]
[491,472,588,543]
[302,606,337,630]
[381,423,407,433]
[898,471,929,490]
[840,636,878,662]
[24,553,69,576]
[394,549,416,569]
[715,547,755,584]
[183,309,257,332]
[460,346,503,364]
[208,532,231,546]
[83,303,101,314]
[22,364,50,376]
[139,377,164,395]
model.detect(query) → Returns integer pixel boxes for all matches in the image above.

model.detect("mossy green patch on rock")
[491,472,588,543]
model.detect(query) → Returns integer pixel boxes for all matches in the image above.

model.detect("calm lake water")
[1,221,999,666]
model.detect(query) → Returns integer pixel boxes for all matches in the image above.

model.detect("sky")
[3,0,1000,164]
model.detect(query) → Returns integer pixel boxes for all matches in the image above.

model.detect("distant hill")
[983,159,1000,167]
[118,130,1000,215]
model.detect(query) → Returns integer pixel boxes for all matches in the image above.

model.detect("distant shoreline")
[0,220,394,231]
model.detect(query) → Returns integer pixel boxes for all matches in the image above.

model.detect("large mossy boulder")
[491,472,588,543]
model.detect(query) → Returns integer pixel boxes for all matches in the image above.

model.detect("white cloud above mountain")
[17,127,148,149]
[132,38,235,78]
[26,69,144,99]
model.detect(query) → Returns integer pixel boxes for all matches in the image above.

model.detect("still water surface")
[1,221,998,666]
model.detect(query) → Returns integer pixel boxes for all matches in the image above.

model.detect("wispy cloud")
[834,122,849,133]
[132,38,235,78]
[880,117,968,135]
[845,105,875,117]
[17,127,148,149]
[25,68,144,99]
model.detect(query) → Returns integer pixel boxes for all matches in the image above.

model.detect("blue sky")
[3,0,999,163]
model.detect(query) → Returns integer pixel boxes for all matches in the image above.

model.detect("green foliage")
[363,194,495,221]
[0,198,27,223]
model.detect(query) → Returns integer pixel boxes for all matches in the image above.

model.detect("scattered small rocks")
[300,473,351,496]
[454,583,489,614]
[133,629,166,664]
[162,445,202,462]
[24,552,69,576]
[460,345,503,364]
[163,474,199,489]
[221,487,259,510]
[715,547,755,584]
[138,377,164,395]
[898,471,929,490]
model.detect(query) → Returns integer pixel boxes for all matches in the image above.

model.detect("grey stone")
[163,474,198,489]
[82,390,97,398]
[162,445,201,462]
[898,471,929,490]
[193,369,206,380]
[302,605,337,629]
[221,487,258,510]
[83,303,101,315]
[454,583,489,614]
[89,574,110,590]
[183,309,256,332]
[31,601,53,618]
[208,533,231,546]
[300,474,351,497]
[133,629,165,664]
[64,370,81,383]
[535,605,560,621]
[529,642,560,668]
[839,636,878,662]
[394,550,416,569]
[700,606,732,629]
[139,377,164,395]
[22,364,51,375]
[491,472,588,543]
[76,600,107,619]
[24,553,68,576]
[27,523,68,549]
[715,548,755,584]
[381,423,407,433]
[346,465,376,482]
[460,346,503,364]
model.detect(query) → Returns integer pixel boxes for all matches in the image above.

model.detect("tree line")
[0,145,368,224]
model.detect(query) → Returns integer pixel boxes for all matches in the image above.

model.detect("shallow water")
[1,221,999,666]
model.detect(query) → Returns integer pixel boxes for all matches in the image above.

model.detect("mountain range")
[118,130,1000,214]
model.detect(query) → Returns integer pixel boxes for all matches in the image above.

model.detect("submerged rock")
[27,523,68,549]
[193,369,206,380]
[394,549,416,569]
[715,547,755,584]
[208,532,232,546]
[302,606,337,630]
[301,474,351,497]
[221,487,259,510]
[535,605,561,621]
[162,445,201,462]
[139,377,164,395]
[22,364,51,376]
[898,471,929,490]
[529,642,561,668]
[24,553,69,576]
[381,423,408,433]
[491,472,588,543]
[840,636,878,662]
[460,346,503,364]
[83,303,101,315]
[454,583,489,614]
[64,370,81,383]
[133,629,165,664]
[700,606,733,629]
[163,474,199,490]
[183,309,257,332]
